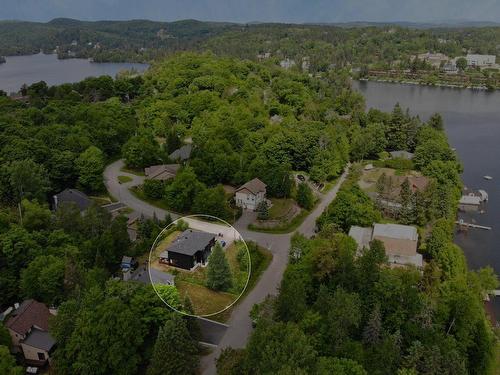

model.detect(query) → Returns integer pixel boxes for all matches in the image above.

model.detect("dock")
[455,220,492,230]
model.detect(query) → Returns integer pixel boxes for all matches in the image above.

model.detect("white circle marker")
[148,214,251,318]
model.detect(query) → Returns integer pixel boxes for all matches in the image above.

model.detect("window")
[37,352,45,361]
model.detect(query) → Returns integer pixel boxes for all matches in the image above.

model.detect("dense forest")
[1,18,499,69]
[0,52,498,374]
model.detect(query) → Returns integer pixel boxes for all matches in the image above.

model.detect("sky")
[0,0,499,24]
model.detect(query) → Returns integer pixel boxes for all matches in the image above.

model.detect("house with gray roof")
[389,150,414,160]
[53,188,92,212]
[349,223,422,268]
[235,178,267,211]
[159,229,216,270]
[144,164,180,181]
[169,144,192,162]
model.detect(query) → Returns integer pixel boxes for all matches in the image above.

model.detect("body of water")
[0,53,149,94]
[353,80,500,319]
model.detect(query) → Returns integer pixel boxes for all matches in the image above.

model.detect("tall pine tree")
[206,243,232,291]
[147,315,198,375]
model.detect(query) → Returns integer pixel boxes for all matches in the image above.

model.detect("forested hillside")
[0,53,498,374]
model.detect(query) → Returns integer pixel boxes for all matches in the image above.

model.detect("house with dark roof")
[234,178,267,211]
[159,229,216,270]
[53,188,92,212]
[5,300,56,365]
[169,144,192,162]
[144,164,180,181]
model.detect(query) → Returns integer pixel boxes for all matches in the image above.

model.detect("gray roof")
[236,178,267,195]
[348,226,373,250]
[22,328,56,351]
[169,144,192,161]
[389,150,414,160]
[121,256,133,264]
[53,189,92,212]
[160,229,215,257]
[373,223,418,241]
[144,164,180,180]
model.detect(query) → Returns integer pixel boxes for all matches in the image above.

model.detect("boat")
[483,175,493,180]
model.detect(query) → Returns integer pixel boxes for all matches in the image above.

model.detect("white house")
[466,54,496,68]
[235,178,267,211]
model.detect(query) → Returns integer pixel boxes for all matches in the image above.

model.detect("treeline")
[1,18,499,70]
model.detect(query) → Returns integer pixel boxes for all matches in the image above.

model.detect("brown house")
[5,300,56,365]
[144,164,180,181]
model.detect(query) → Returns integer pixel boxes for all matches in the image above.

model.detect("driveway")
[103,159,349,374]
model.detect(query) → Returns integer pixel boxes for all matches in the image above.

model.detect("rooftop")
[161,229,215,257]
[348,226,373,251]
[5,300,52,335]
[389,150,414,160]
[145,164,180,180]
[169,144,192,161]
[236,178,267,195]
[22,328,56,352]
[53,189,91,212]
[373,223,418,242]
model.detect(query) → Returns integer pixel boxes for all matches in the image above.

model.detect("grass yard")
[176,281,237,317]
[268,198,295,219]
[118,175,133,183]
[130,186,173,211]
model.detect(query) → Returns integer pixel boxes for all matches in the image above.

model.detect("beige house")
[5,300,56,365]
[235,178,267,211]
[144,164,180,181]
[349,223,422,268]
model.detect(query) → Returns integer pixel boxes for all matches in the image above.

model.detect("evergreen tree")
[147,315,198,375]
[362,303,382,346]
[297,182,314,210]
[206,243,232,291]
[256,200,269,220]
[399,178,415,224]
[428,113,444,131]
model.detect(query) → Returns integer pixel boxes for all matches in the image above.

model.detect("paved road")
[103,159,349,374]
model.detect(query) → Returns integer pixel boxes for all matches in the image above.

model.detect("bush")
[143,179,165,200]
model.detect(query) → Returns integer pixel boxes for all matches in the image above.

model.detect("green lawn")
[118,175,133,183]
[268,198,295,219]
[248,208,310,234]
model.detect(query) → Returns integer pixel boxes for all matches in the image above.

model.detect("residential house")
[280,58,296,70]
[159,229,216,270]
[53,188,92,212]
[349,223,422,268]
[234,178,267,211]
[389,150,414,160]
[417,52,449,68]
[144,164,180,181]
[466,54,496,68]
[459,193,482,212]
[169,144,192,162]
[5,300,56,365]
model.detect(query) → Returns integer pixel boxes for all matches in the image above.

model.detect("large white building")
[235,178,267,211]
[466,54,496,67]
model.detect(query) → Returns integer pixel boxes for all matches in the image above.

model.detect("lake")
[0,53,149,94]
[353,80,500,320]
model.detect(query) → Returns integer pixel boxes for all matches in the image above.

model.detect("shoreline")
[356,77,496,91]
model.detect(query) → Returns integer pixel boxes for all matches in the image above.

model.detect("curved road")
[104,160,349,374]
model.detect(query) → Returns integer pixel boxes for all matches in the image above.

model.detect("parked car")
[297,174,305,181]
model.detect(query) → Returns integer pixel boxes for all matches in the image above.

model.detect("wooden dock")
[455,220,492,230]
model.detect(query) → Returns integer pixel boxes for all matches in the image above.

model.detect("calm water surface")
[353,80,500,319]
[0,53,149,93]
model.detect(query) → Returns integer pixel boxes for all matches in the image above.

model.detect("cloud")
[0,0,498,23]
